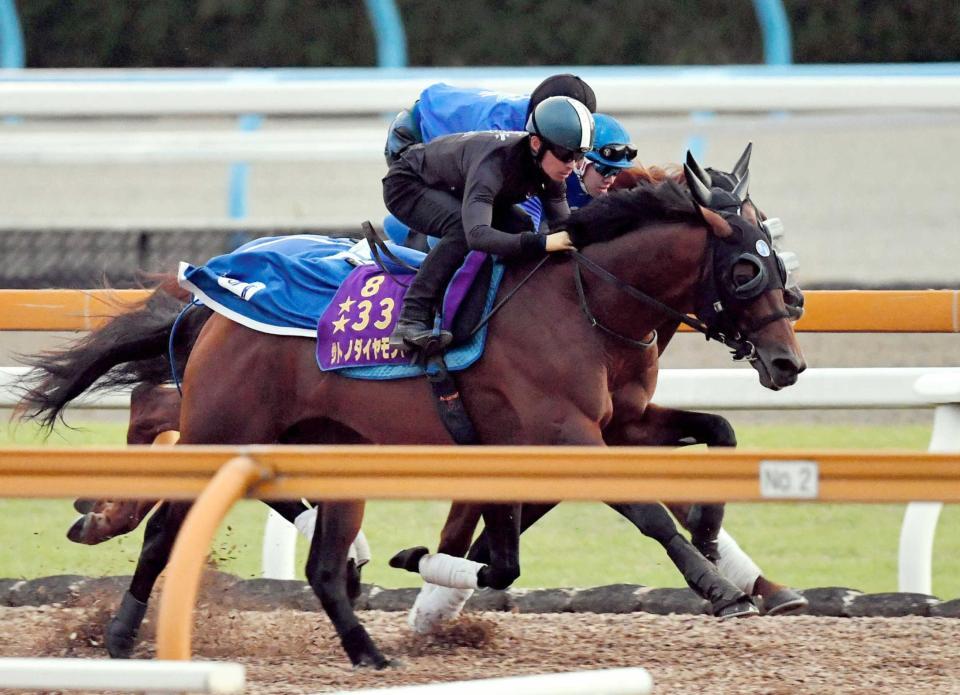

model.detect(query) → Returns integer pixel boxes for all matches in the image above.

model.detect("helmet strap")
[530,134,547,165]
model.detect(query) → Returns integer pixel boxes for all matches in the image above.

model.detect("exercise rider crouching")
[382,95,594,351]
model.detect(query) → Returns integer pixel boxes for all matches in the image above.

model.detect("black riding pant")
[383,174,533,321]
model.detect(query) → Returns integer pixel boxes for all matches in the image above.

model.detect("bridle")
[569,217,790,362]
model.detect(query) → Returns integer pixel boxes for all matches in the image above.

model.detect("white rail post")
[261,509,297,580]
[899,374,960,593]
[0,658,244,693]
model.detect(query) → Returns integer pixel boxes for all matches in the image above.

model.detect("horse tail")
[15,275,212,430]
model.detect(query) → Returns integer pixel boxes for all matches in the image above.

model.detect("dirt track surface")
[3,606,959,694]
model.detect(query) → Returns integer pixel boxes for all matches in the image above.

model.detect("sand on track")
[2,605,959,694]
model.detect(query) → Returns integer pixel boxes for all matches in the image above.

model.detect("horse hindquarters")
[179,321,391,666]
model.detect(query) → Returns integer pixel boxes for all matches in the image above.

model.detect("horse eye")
[732,263,758,286]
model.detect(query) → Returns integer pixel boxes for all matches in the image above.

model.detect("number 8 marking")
[360,275,385,297]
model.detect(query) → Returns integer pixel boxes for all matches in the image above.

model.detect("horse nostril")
[772,357,799,376]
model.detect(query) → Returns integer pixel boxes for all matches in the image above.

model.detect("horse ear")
[684,163,713,207]
[732,142,752,180]
[685,150,712,188]
[699,206,733,238]
[732,170,750,201]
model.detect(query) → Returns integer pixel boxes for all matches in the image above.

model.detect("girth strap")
[423,352,478,445]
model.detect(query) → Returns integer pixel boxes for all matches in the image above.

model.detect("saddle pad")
[177,234,426,337]
[177,233,502,381]
[318,251,500,378]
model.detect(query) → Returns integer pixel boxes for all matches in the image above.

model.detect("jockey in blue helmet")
[565,113,638,209]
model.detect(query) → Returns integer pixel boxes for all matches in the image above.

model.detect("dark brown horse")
[18,177,804,668]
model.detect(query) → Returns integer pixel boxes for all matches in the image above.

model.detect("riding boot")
[389,239,464,350]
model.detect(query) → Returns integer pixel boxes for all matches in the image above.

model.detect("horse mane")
[612,162,685,188]
[567,177,701,247]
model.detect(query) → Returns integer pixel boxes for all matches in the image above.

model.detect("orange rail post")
[155,455,272,660]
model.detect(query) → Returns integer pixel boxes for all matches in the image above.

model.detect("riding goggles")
[592,162,624,178]
[597,143,638,163]
[548,143,588,164]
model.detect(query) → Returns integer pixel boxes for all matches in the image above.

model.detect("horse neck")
[579,222,709,339]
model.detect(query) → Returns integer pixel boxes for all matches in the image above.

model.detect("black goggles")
[592,162,623,178]
[597,143,638,163]
[547,143,587,164]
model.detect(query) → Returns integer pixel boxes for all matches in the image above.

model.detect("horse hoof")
[716,598,760,620]
[74,498,96,514]
[353,655,402,670]
[389,546,429,572]
[105,619,136,659]
[66,516,90,544]
[760,588,808,616]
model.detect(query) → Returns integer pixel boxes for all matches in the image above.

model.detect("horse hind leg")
[390,503,521,593]
[105,502,191,658]
[305,500,393,668]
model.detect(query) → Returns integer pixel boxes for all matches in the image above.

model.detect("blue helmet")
[586,114,637,172]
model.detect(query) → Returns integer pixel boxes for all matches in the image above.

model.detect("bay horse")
[18,176,804,668]
[399,148,807,629]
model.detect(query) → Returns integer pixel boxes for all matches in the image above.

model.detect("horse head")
[686,145,805,320]
[685,149,806,390]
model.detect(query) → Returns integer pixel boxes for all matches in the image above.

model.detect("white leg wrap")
[408,582,474,633]
[716,527,763,595]
[293,507,316,540]
[418,552,483,589]
[351,529,372,567]
[293,508,371,567]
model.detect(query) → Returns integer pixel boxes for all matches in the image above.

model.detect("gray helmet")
[525,96,595,156]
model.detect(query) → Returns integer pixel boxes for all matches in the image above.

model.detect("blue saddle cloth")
[177,234,502,380]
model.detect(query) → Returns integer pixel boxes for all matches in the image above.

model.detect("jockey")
[383,95,594,351]
[518,113,637,227]
[383,74,597,250]
[384,73,597,165]
[567,114,638,208]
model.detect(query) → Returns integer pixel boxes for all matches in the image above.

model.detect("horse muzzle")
[751,344,806,391]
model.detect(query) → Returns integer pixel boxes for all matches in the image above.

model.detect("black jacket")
[386,131,569,258]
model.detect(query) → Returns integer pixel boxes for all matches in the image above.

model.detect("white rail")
[3,366,958,410]
[0,658,243,693]
[2,74,960,116]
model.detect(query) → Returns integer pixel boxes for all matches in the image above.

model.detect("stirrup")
[389,316,453,353]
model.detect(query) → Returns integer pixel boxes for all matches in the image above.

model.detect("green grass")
[3,421,958,598]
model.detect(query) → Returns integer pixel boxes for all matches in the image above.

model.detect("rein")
[570,250,703,349]
[569,238,781,361]
[362,220,417,288]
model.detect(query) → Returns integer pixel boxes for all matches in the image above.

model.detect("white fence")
[3,69,960,116]
[11,364,950,591]
[0,658,244,693]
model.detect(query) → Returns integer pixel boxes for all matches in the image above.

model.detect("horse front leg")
[607,403,805,614]
[608,502,756,618]
[105,501,191,658]
[606,403,734,562]
[305,500,391,669]
[437,502,483,556]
